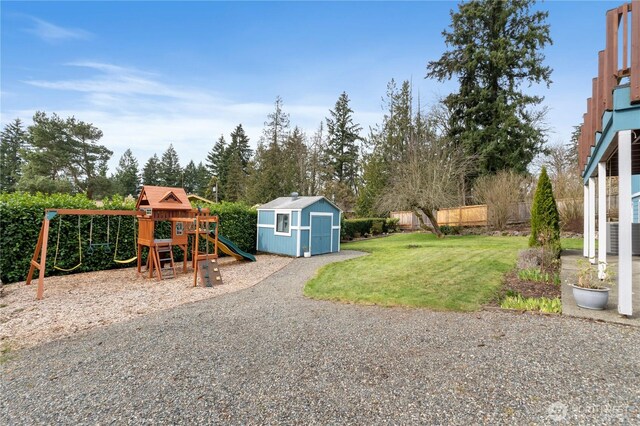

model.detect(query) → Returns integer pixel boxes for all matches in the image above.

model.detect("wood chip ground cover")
[0,255,292,350]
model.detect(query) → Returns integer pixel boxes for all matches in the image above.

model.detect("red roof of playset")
[136,186,192,211]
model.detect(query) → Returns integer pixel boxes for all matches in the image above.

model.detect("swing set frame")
[27,209,144,300]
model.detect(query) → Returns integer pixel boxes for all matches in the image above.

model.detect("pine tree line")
[0,93,364,208]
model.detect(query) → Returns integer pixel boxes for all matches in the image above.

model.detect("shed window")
[276,213,290,234]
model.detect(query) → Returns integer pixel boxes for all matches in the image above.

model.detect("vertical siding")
[301,199,339,227]
[257,227,297,256]
[292,211,299,227]
[299,230,310,256]
[258,210,275,225]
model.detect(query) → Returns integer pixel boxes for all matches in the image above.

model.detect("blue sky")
[1,0,622,172]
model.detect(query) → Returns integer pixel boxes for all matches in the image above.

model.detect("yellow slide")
[205,235,243,260]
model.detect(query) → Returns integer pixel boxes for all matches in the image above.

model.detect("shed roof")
[136,186,192,211]
[258,196,341,211]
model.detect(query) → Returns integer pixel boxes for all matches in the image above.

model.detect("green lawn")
[305,233,583,311]
[560,237,584,250]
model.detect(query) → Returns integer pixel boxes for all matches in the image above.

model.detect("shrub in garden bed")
[501,294,561,313]
[342,217,397,239]
[498,246,562,310]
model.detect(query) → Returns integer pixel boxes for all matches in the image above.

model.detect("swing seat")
[114,256,137,264]
[54,263,83,272]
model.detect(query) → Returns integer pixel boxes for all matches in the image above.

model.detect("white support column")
[588,177,597,263]
[598,162,608,278]
[618,130,633,316]
[584,184,589,257]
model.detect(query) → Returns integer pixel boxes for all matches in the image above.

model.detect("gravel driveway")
[2,250,639,424]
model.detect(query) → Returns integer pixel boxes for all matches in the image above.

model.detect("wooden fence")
[390,211,430,230]
[437,205,488,227]
[395,199,584,229]
[437,203,534,227]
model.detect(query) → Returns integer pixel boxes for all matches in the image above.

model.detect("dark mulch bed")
[500,270,561,300]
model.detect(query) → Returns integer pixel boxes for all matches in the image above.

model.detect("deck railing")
[578,1,639,171]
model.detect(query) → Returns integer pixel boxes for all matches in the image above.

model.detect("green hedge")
[342,217,398,239]
[0,193,257,284]
[0,192,135,284]
[198,202,257,254]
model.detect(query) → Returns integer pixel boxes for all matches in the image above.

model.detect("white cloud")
[11,62,382,172]
[26,17,92,43]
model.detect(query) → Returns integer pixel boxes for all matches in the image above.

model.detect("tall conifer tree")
[426,0,552,178]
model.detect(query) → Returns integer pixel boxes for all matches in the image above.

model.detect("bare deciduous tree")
[377,136,472,238]
[473,170,531,230]
[537,141,583,232]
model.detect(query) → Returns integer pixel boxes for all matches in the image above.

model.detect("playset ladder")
[151,241,176,280]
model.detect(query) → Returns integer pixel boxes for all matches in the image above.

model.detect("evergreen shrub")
[529,167,561,256]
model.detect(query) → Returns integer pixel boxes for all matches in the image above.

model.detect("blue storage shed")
[257,194,342,257]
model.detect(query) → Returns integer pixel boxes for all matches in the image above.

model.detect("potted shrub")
[570,260,615,310]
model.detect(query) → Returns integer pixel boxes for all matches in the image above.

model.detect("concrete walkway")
[561,250,640,326]
[2,251,639,424]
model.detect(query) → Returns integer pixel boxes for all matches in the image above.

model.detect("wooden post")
[631,0,640,103]
[36,217,50,300]
[26,215,52,300]
[618,130,633,316]
[26,219,46,285]
[193,215,200,287]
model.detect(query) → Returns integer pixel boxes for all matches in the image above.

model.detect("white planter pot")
[570,285,610,310]
[303,252,311,258]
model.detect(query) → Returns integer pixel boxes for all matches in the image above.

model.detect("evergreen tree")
[0,118,27,192]
[325,92,361,203]
[221,150,246,202]
[229,124,252,170]
[529,167,560,255]
[281,126,309,195]
[381,79,414,163]
[113,149,139,196]
[142,154,161,186]
[158,144,182,187]
[195,161,210,196]
[247,97,291,203]
[220,124,252,201]
[19,112,112,199]
[206,135,227,177]
[308,122,326,195]
[357,80,417,216]
[356,150,388,217]
[262,96,290,148]
[182,160,199,193]
[426,0,552,177]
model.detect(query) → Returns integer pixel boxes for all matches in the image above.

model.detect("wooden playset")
[27,185,224,300]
